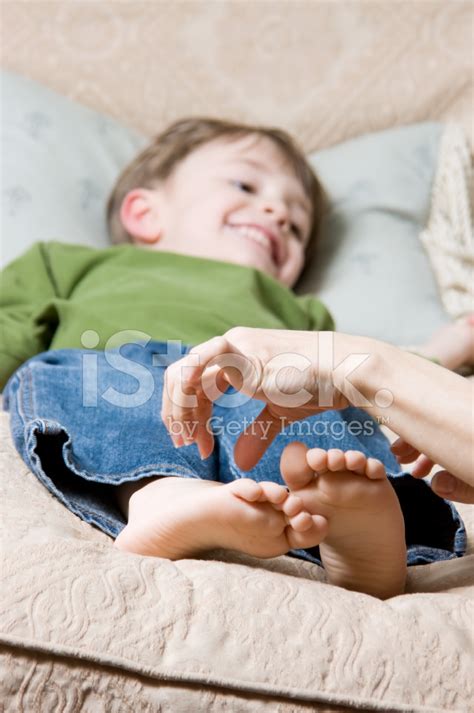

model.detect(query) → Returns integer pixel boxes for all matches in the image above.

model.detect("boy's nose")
[261,199,289,230]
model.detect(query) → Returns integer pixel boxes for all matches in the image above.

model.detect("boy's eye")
[233,180,254,193]
[290,223,303,240]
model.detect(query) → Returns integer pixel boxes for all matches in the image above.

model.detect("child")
[1,118,468,599]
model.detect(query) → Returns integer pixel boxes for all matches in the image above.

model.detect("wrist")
[331,333,391,416]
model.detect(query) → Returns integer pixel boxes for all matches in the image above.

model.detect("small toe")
[230,478,263,501]
[286,514,329,550]
[305,448,329,473]
[280,442,315,489]
[258,481,288,504]
[345,450,367,474]
[282,493,305,518]
[327,449,346,471]
[288,511,314,532]
[365,458,386,480]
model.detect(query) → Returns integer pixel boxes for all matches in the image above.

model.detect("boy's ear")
[120,189,162,244]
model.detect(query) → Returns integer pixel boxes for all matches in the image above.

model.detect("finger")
[192,382,215,445]
[170,380,200,446]
[396,449,421,465]
[431,470,474,504]
[164,360,229,454]
[234,404,284,471]
[185,336,239,386]
[391,437,420,463]
[196,417,215,460]
[162,365,186,446]
[161,390,183,448]
[161,365,174,431]
[200,364,230,399]
[163,338,235,418]
[390,436,406,453]
[411,454,435,478]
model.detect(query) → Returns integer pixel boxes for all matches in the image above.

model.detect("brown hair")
[106,117,327,263]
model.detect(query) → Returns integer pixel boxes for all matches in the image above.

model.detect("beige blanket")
[1,407,473,712]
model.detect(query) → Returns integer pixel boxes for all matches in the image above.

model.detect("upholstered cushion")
[0,408,473,712]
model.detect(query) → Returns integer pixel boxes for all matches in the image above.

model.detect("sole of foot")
[279,443,407,599]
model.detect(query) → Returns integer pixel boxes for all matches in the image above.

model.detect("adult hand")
[161,327,354,470]
[391,437,474,504]
[162,327,474,489]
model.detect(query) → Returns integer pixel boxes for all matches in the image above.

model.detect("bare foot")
[279,443,407,599]
[114,476,328,560]
[416,314,474,371]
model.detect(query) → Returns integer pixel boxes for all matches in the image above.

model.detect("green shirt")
[0,242,334,390]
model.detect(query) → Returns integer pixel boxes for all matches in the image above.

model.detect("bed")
[1,3,473,711]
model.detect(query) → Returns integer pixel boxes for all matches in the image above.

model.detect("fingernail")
[434,472,455,494]
[174,434,184,448]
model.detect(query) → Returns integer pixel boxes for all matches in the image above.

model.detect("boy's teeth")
[229,225,272,251]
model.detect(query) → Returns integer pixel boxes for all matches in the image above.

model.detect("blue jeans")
[3,341,466,566]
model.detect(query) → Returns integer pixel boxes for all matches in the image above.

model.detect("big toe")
[280,442,315,491]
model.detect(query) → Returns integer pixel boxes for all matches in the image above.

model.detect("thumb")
[431,470,474,504]
[234,405,283,471]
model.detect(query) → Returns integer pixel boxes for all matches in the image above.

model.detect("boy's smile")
[121,134,312,287]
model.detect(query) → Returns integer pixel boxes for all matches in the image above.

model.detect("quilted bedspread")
[1,406,473,712]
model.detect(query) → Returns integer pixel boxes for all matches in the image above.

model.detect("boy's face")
[124,134,313,287]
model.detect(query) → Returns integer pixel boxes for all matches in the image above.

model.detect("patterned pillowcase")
[1,69,447,344]
[300,122,449,344]
[1,69,146,264]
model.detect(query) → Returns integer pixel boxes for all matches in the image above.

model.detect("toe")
[327,449,345,471]
[288,511,314,532]
[280,442,315,490]
[345,450,367,474]
[306,448,329,473]
[365,458,386,480]
[258,481,288,505]
[282,493,305,518]
[286,514,329,550]
[230,478,263,501]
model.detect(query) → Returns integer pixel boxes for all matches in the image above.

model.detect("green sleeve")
[0,241,102,390]
[0,243,57,389]
[296,294,335,331]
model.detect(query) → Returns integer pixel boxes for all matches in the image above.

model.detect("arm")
[0,243,58,389]
[346,336,473,487]
[0,241,101,390]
